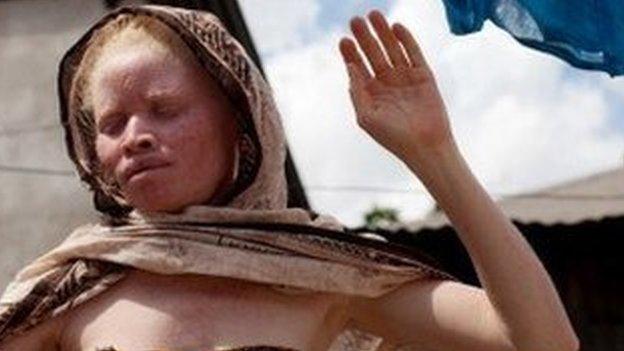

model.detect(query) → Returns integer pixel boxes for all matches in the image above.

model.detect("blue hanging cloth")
[440,0,624,76]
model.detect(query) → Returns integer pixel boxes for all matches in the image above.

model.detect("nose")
[121,116,157,156]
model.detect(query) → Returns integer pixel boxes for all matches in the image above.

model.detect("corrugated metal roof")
[403,167,624,232]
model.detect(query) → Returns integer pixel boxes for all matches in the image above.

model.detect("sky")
[238,0,624,227]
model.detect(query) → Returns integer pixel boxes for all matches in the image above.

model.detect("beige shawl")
[0,4,459,347]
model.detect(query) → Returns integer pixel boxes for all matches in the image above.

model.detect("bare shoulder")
[0,311,68,351]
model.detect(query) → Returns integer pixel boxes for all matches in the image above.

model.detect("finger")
[339,37,373,81]
[346,65,373,123]
[367,10,410,68]
[350,16,392,76]
[392,23,428,69]
[346,63,366,91]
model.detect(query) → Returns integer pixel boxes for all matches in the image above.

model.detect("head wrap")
[0,4,459,348]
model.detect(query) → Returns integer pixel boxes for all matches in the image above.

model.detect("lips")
[120,158,170,184]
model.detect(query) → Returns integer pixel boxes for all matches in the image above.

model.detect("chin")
[125,190,218,214]
[123,186,183,213]
[129,198,180,213]
[121,174,223,213]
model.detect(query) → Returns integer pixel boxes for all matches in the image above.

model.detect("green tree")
[363,205,400,229]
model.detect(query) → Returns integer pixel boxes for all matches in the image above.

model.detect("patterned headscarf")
[61,4,285,215]
[0,5,459,349]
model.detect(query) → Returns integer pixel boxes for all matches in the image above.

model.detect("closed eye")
[151,101,181,120]
[97,113,126,136]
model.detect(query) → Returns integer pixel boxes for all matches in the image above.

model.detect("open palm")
[339,10,453,163]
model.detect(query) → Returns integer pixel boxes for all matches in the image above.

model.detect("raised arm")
[339,10,579,351]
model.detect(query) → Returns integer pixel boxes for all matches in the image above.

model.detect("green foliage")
[363,204,401,229]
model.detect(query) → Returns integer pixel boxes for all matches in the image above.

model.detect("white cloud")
[244,0,624,227]
[238,0,322,55]
[387,0,624,195]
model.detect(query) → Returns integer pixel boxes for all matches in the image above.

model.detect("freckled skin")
[92,47,240,213]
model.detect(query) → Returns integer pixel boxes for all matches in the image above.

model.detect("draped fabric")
[0,4,459,348]
[441,0,624,76]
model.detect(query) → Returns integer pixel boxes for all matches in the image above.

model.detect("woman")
[0,4,578,351]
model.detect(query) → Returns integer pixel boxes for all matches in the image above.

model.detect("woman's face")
[92,45,239,213]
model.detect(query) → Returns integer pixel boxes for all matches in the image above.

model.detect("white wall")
[0,0,110,289]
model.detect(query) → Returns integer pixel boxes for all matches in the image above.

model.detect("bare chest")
[61,270,352,351]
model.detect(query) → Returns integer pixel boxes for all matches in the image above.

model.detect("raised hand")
[339,10,454,166]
